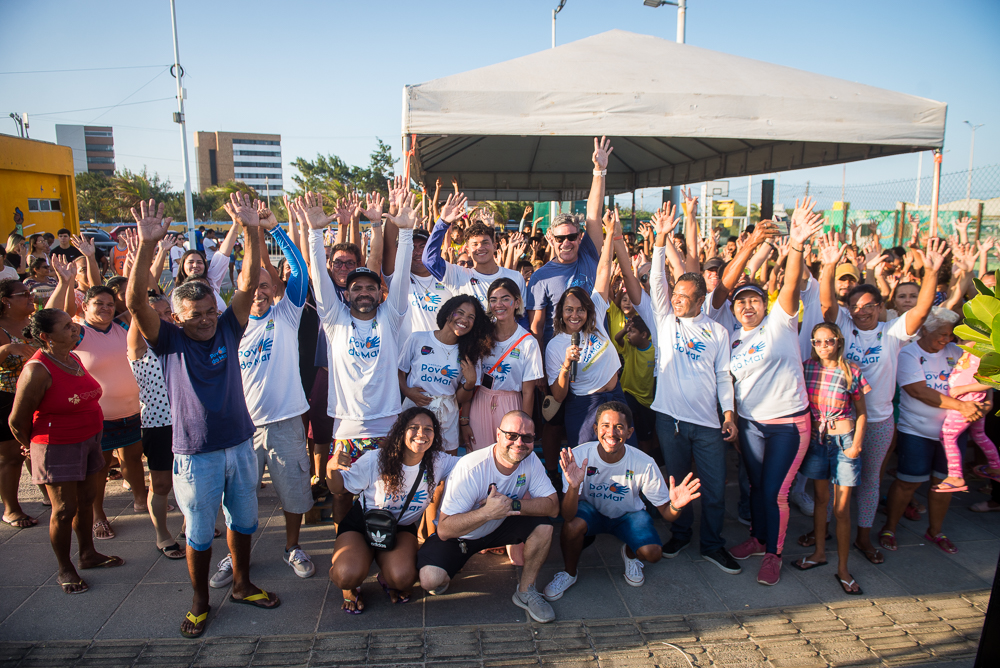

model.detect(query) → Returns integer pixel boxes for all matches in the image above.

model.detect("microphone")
[570,332,580,382]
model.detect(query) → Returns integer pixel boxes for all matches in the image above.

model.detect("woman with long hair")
[9,309,124,593]
[398,295,494,453]
[794,322,869,594]
[0,279,41,527]
[28,234,49,262]
[326,407,458,613]
[5,233,29,277]
[467,278,543,451]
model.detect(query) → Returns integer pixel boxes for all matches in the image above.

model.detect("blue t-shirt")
[524,234,600,346]
[151,308,255,455]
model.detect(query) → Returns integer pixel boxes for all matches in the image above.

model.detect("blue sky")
[2,0,997,209]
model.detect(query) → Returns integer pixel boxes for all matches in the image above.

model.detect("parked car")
[80,228,116,255]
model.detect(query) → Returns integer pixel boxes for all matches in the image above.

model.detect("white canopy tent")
[402,30,947,202]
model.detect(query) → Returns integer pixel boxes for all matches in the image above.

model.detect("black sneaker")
[662,536,690,559]
[702,547,742,574]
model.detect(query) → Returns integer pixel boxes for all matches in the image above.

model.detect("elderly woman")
[9,309,124,593]
[878,308,988,555]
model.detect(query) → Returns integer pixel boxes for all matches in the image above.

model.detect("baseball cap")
[413,229,430,241]
[731,283,767,302]
[704,257,725,273]
[835,264,860,282]
[345,266,381,289]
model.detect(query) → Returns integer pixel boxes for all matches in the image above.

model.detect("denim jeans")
[655,412,727,553]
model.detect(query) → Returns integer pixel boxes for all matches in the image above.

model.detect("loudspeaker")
[760,180,774,221]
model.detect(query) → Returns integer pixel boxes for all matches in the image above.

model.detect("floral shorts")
[334,437,383,463]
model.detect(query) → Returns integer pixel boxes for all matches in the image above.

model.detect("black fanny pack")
[362,461,425,550]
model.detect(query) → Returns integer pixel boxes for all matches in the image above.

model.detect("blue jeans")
[172,438,259,551]
[799,432,862,487]
[655,413,727,553]
[574,500,662,553]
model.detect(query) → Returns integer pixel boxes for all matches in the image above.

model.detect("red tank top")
[29,350,104,445]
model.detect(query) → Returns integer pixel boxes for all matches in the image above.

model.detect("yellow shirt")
[621,340,656,407]
[608,302,629,354]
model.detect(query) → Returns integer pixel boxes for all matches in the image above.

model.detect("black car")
[81,228,116,255]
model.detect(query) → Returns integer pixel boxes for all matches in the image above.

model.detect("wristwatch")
[511,499,522,512]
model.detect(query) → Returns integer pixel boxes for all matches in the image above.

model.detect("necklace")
[44,351,82,376]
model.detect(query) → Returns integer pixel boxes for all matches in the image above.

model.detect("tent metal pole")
[677,0,686,44]
[930,150,942,237]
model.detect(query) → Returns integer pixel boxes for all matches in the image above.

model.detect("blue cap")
[731,283,767,301]
[345,266,381,289]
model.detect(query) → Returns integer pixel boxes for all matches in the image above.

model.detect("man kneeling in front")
[417,410,558,623]
[544,401,702,601]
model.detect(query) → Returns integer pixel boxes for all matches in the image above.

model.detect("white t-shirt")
[563,441,670,519]
[544,291,620,395]
[239,296,309,426]
[439,445,556,540]
[798,275,825,361]
[169,246,185,278]
[730,299,809,421]
[836,309,916,423]
[479,325,544,392]
[308,229,411,438]
[398,330,467,397]
[385,272,455,346]
[649,246,733,428]
[340,450,459,526]
[204,237,218,263]
[705,289,741,336]
[896,341,962,440]
[442,263,525,310]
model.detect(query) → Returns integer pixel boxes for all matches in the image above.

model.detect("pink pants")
[940,412,1000,479]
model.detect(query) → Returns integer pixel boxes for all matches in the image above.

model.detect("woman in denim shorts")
[794,323,870,595]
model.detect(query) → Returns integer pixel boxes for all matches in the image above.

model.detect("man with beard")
[543,402,702,600]
[417,410,558,623]
[292,191,415,470]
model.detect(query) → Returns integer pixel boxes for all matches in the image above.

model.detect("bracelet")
[593,169,607,177]
[668,501,679,512]
[458,417,470,425]
[370,221,382,229]
[789,245,804,253]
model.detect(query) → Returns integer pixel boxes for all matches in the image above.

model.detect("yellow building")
[0,135,80,241]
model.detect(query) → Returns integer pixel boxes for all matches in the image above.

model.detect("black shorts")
[307,369,334,444]
[0,391,15,442]
[142,425,173,472]
[416,516,551,578]
[624,391,655,441]
[337,501,418,544]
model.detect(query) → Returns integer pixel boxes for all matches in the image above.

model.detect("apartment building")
[194,131,283,197]
[54,124,115,175]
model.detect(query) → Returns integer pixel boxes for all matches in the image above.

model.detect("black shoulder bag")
[363,461,426,551]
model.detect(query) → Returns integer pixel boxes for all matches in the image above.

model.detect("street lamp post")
[170,0,196,240]
[643,0,686,44]
[552,1,566,48]
[964,121,984,202]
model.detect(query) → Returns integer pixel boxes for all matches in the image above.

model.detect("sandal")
[791,557,828,571]
[59,579,89,595]
[93,520,115,540]
[924,531,958,554]
[835,574,863,595]
[903,504,921,521]
[876,531,897,552]
[342,587,363,614]
[930,481,968,493]
[229,589,280,609]
[180,606,210,639]
[972,465,1000,483]
[796,531,831,548]
[2,515,38,529]
[80,555,125,569]
[970,501,1000,513]
[377,572,410,604]
[159,543,186,560]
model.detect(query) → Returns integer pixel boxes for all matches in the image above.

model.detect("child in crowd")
[614,313,658,459]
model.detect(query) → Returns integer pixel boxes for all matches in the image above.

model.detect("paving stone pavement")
[0,590,986,667]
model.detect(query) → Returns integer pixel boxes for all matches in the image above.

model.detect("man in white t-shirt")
[417,411,559,623]
[543,402,701,601]
[203,229,218,263]
[644,203,740,574]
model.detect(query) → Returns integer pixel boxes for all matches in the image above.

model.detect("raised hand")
[789,197,824,246]
[387,192,418,230]
[955,216,971,241]
[283,194,296,224]
[592,135,614,171]
[747,220,780,248]
[256,201,279,231]
[157,233,178,254]
[559,448,587,489]
[387,175,407,217]
[129,198,173,243]
[817,231,847,266]
[291,192,337,230]
[681,187,698,220]
[848,220,860,243]
[440,192,468,224]
[363,192,385,224]
[776,236,790,260]
[228,192,260,228]
[50,254,78,284]
[923,237,951,273]
[71,233,96,257]
[651,202,680,238]
[335,197,353,227]
[667,472,702,509]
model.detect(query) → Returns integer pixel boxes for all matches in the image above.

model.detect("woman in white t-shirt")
[398,295,494,453]
[327,407,459,613]
[879,309,988,556]
[720,199,825,586]
[545,219,633,448]
[468,278,544,452]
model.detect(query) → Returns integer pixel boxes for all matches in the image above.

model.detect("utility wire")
[89,67,171,123]
[0,65,166,75]
[32,97,176,117]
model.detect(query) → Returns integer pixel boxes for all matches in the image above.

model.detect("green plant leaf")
[979,352,1000,376]
[974,278,994,297]
[968,295,1000,326]
[974,373,1000,391]
[991,314,1000,355]
[955,323,992,344]
[959,343,995,359]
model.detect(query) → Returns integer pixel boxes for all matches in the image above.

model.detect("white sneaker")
[791,490,815,517]
[621,544,645,587]
[542,571,578,601]
[427,580,449,596]
[209,554,233,589]
[284,546,316,578]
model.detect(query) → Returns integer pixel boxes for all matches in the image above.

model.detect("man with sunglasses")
[417,410,558,623]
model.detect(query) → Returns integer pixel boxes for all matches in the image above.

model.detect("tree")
[75,171,115,223]
[289,138,396,203]
[111,168,177,220]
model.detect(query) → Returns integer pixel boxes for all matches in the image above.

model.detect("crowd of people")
[2,136,998,638]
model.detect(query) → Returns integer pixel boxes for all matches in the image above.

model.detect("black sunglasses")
[500,429,535,443]
[553,233,580,243]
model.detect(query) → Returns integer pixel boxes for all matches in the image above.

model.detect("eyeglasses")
[500,429,535,443]
[811,338,838,347]
[850,302,879,313]
[553,233,580,243]
[331,260,357,270]
[457,260,473,268]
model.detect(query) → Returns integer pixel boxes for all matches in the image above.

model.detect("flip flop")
[877,530,897,552]
[80,555,125,569]
[93,520,115,540]
[59,580,89,595]
[180,606,211,639]
[342,587,363,614]
[903,504,921,521]
[159,543,186,560]
[972,465,1000,483]
[970,501,1000,513]
[930,481,968,493]
[2,515,38,529]
[924,531,958,554]
[229,589,281,609]
[835,574,863,596]
[376,572,410,604]
[796,531,831,548]
[791,557,828,571]
[856,541,886,564]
